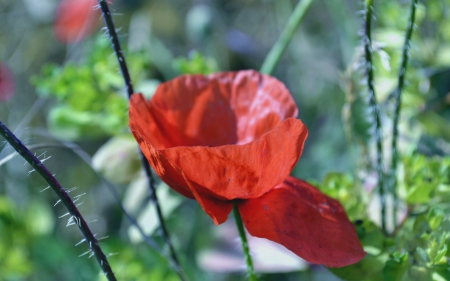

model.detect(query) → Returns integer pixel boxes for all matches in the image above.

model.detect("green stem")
[233,202,257,281]
[260,0,315,75]
[391,0,418,228]
[364,0,386,232]
[0,122,117,281]
[97,1,188,280]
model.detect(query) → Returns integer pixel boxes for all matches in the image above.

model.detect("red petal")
[158,118,307,200]
[129,70,302,225]
[184,177,233,225]
[132,133,195,199]
[132,125,232,224]
[53,0,99,44]
[237,176,366,267]
[131,70,298,149]
[131,92,307,195]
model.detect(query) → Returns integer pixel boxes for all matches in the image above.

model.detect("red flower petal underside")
[53,0,99,44]
[130,91,308,196]
[131,133,195,199]
[183,176,233,225]
[237,176,366,267]
[158,118,307,201]
[131,70,298,150]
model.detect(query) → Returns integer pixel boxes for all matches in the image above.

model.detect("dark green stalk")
[391,0,418,228]
[233,202,257,281]
[260,0,315,75]
[364,0,386,232]
[0,122,117,281]
[97,1,187,280]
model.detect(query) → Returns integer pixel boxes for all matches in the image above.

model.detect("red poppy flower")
[53,0,100,44]
[0,63,15,102]
[129,70,365,267]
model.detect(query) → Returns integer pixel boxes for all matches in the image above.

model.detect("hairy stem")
[233,202,257,281]
[97,1,187,280]
[391,0,418,228]
[0,122,117,281]
[364,0,386,232]
[97,0,134,98]
[260,0,315,75]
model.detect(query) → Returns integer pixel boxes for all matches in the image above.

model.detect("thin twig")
[97,1,133,98]
[233,202,257,281]
[97,1,187,280]
[260,0,315,75]
[363,0,386,232]
[391,0,418,228]
[0,121,117,281]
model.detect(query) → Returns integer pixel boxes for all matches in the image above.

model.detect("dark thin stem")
[391,0,418,228]
[364,0,386,232]
[140,156,188,281]
[260,0,314,75]
[97,1,187,280]
[233,202,257,281]
[97,0,134,98]
[0,122,117,281]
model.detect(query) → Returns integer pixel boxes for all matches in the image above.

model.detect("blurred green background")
[1,0,450,280]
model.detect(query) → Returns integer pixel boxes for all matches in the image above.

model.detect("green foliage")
[330,153,450,281]
[31,35,150,140]
[313,173,367,221]
[172,51,218,75]
[0,197,33,279]
[97,240,180,281]
[399,154,450,204]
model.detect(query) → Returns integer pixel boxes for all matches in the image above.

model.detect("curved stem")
[10,132,163,253]
[391,0,418,228]
[260,0,315,75]
[364,0,386,232]
[0,122,117,281]
[97,1,187,280]
[233,202,257,281]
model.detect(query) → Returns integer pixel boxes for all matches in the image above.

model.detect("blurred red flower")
[129,70,365,267]
[53,0,100,44]
[0,64,15,102]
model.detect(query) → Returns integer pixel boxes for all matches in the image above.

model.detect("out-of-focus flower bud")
[0,63,15,102]
[53,0,100,44]
[92,134,141,185]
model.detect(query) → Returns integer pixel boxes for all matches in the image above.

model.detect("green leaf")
[428,207,445,231]
[406,182,435,204]
[383,253,409,281]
